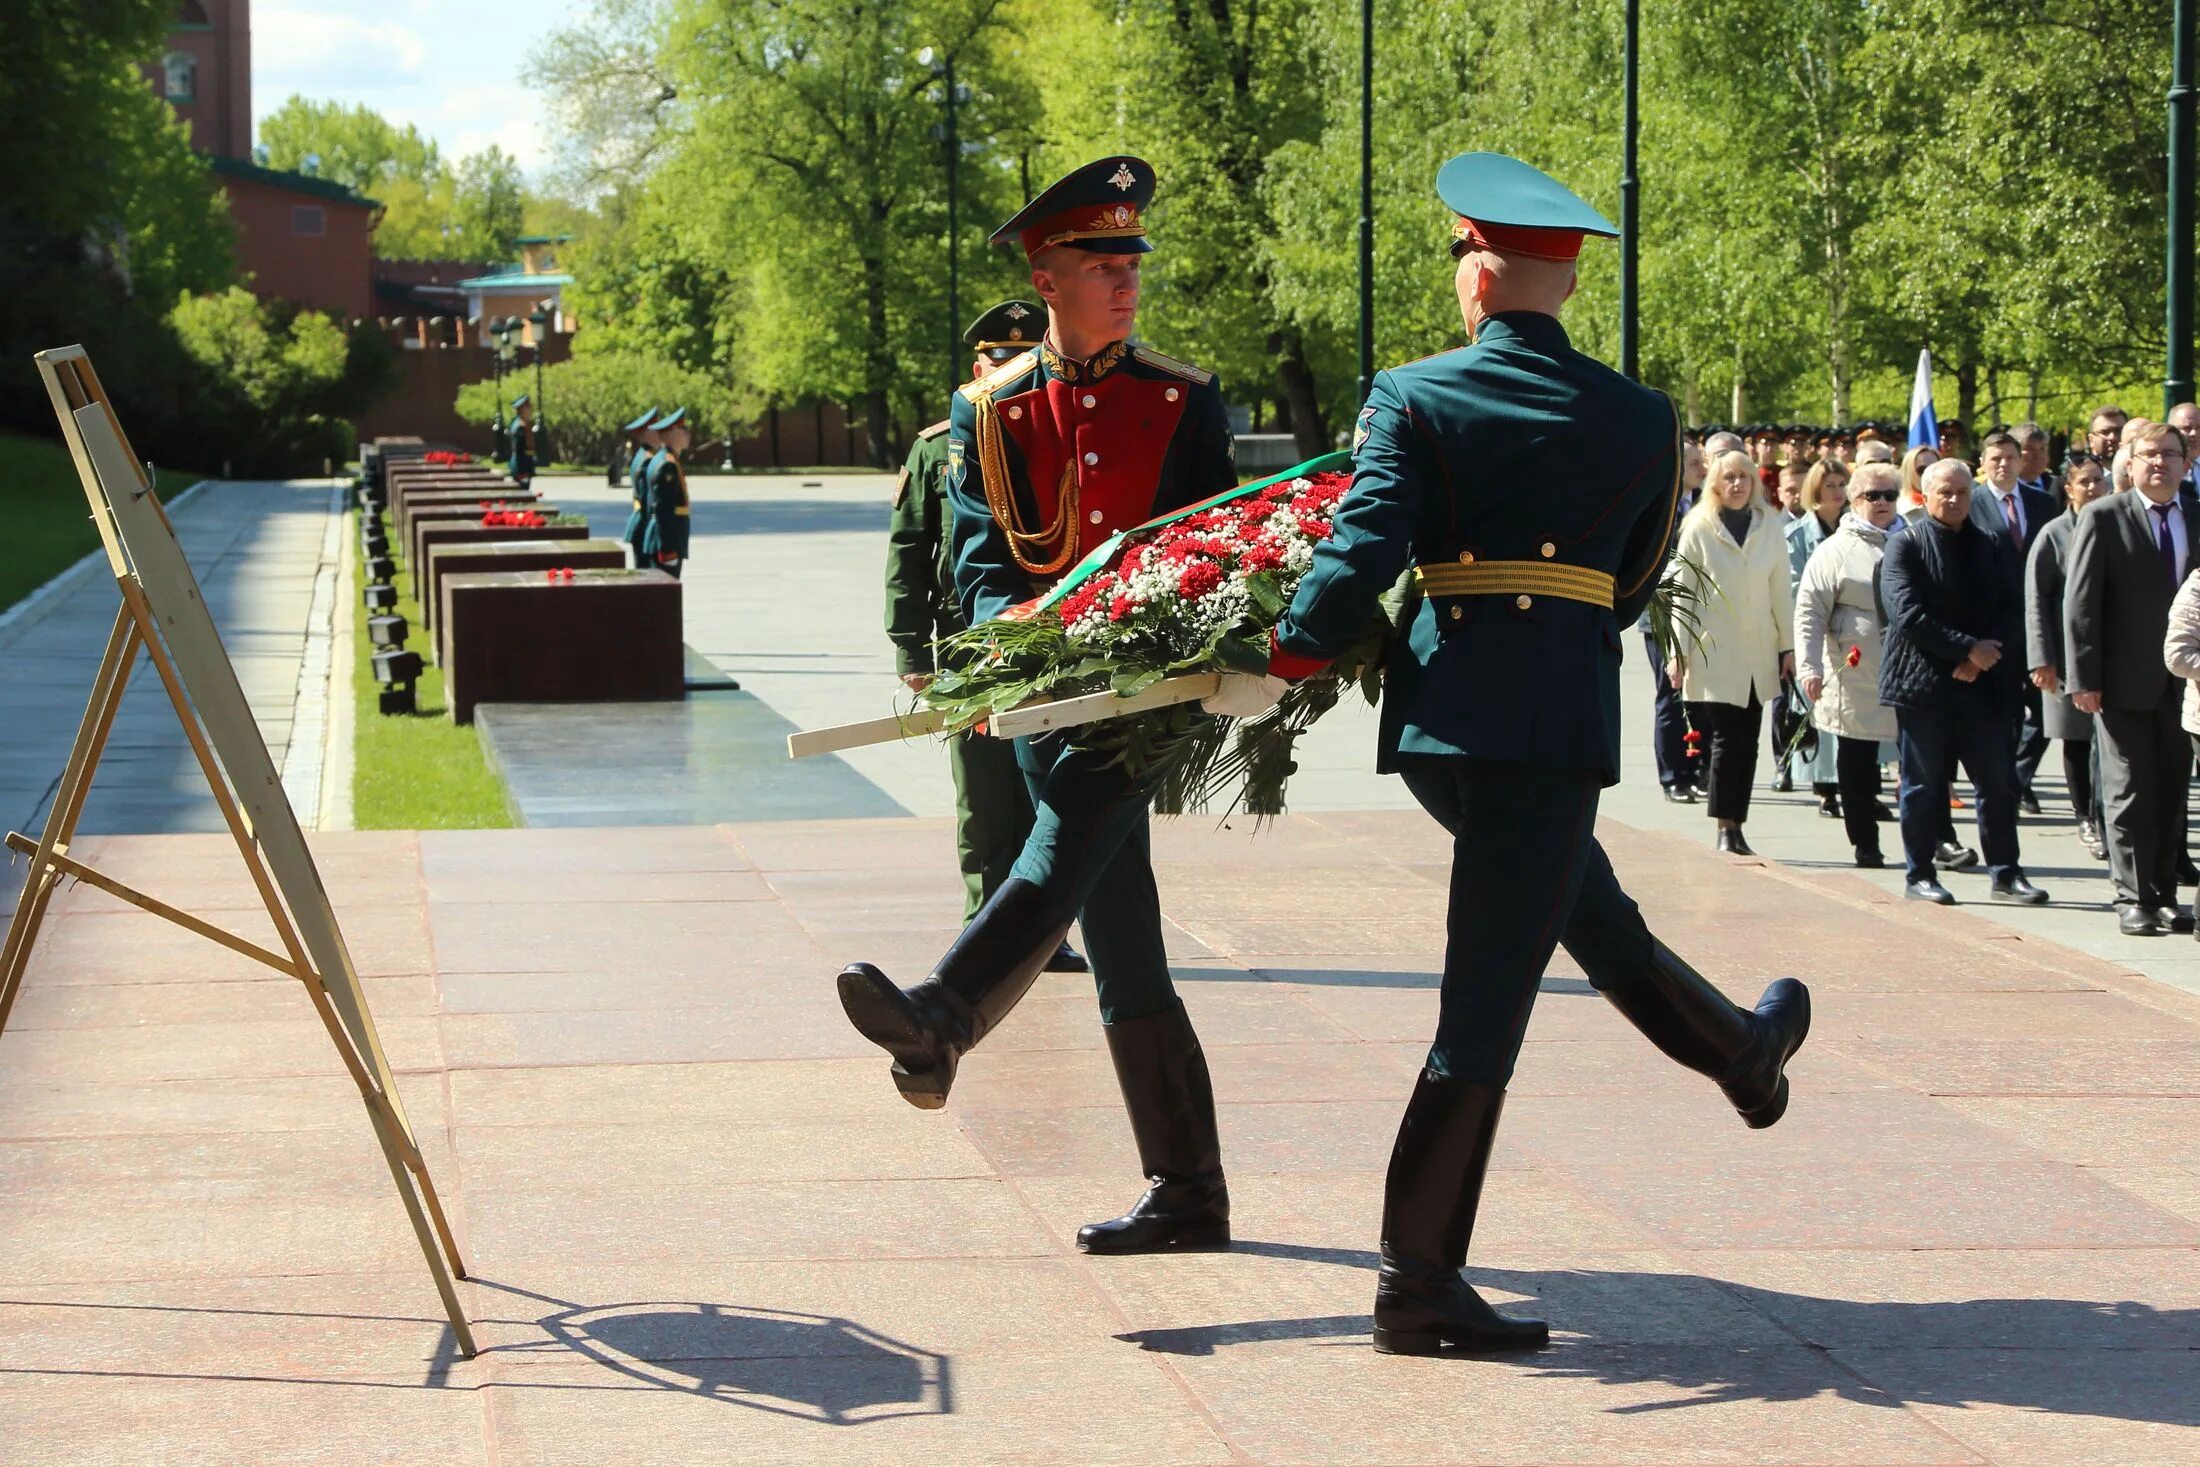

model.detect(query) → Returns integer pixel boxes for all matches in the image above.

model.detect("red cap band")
[1451,217,1586,262]
[1021,202,1145,259]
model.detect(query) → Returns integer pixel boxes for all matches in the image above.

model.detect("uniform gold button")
[1515,594,1533,610]
[1007,406,1023,420]
[1165,387,1180,401]
[1082,393,1097,408]
[1540,541,1557,558]
[1457,551,1475,564]
[1084,451,1099,466]
[1449,605,1463,621]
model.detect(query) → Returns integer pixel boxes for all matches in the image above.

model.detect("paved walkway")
[0,479,346,842]
[0,816,2192,1464]
[530,470,2200,1001]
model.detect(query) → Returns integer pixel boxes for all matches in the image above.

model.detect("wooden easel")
[0,347,476,1357]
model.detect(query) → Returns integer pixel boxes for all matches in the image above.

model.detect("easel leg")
[361,1093,478,1358]
[0,608,139,1034]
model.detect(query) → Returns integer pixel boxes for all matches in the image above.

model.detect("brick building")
[143,0,379,319]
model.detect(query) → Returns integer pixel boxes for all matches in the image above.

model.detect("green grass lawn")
[0,429,203,614]
[350,507,515,830]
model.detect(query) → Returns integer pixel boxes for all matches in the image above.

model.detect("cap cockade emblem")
[1004,303,1030,319]
[1108,163,1137,192]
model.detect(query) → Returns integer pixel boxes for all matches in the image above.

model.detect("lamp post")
[1357,0,1374,404]
[921,45,967,395]
[2169,0,2196,410]
[528,308,552,465]
[490,318,512,460]
[1620,0,1641,381]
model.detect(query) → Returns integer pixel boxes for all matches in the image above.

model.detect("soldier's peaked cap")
[511,393,531,409]
[991,156,1156,260]
[650,406,686,430]
[624,408,660,432]
[1438,152,1617,262]
[963,300,1044,359]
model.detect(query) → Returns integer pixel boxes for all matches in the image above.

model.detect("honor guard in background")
[1255,154,1812,1354]
[622,408,663,570]
[839,156,1241,1254]
[509,394,537,490]
[642,406,691,579]
[887,300,1087,973]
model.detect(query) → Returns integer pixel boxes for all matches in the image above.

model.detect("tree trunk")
[1956,358,1979,436]
[1272,328,1329,460]
[2026,367,2040,422]
[1731,341,1746,424]
[865,389,890,467]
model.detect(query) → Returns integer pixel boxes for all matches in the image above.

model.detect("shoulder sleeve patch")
[1131,345,1215,385]
[957,349,1039,403]
[917,418,951,441]
[892,466,911,507]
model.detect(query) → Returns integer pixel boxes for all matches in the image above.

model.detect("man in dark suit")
[2066,420,2200,936]
[1879,459,2047,907]
[1976,430,2060,810]
[2012,422,2061,505]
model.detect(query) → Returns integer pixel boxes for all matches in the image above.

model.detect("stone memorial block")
[414,522,588,597]
[441,568,685,724]
[424,537,628,642]
[410,506,563,572]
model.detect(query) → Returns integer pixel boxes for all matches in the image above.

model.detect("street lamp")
[1620,0,1641,381]
[490,317,516,459]
[1357,0,1374,404]
[2168,0,2195,409]
[920,45,968,395]
[528,307,553,464]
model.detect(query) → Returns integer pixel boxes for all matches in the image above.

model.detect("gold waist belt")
[1413,560,1615,609]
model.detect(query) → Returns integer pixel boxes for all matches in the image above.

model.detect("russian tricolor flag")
[1908,349,1939,451]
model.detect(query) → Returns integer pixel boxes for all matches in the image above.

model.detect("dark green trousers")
[1009,731,1174,1024]
[1397,757,1659,1086]
[948,729,1036,921]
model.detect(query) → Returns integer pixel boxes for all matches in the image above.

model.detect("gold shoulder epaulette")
[958,349,1039,403]
[917,418,951,440]
[1132,345,1214,385]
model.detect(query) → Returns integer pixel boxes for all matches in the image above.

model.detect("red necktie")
[2002,494,2021,547]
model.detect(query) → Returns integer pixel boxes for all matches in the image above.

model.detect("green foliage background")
[531,0,2187,457]
[455,351,747,467]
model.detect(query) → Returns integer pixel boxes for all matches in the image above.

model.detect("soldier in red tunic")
[837,156,1242,1254]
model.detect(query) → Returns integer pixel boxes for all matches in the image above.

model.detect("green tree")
[258,96,441,194]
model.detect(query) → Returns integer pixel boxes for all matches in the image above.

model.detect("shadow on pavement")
[1114,1260,2200,1428]
[481,1280,952,1425]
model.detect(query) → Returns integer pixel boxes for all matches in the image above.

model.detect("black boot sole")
[1372,1321,1551,1354]
[836,964,956,1110]
[1076,1218,1231,1255]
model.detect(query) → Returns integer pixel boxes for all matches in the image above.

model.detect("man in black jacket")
[1878,459,2050,907]
[2066,421,2200,935]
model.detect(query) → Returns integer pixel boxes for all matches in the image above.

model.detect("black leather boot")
[1077,1001,1231,1254]
[1372,1071,1548,1354]
[1596,941,1810,1128]
[837,877,1073,1110]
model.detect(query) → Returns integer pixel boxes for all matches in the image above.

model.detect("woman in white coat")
[1667,449,1795,855]
[1794,462,1904,868]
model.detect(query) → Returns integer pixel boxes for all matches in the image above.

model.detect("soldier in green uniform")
[622,409,662,570]
[641,407,691,578]
[509,394,537,490]
[888,301,1087,972]
[1251,154,1813,1354]
[839,157,1242,1254]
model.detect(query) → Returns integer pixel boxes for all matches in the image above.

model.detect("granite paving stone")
[0,816,2194,1464]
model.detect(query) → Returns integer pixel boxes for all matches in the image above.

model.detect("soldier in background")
[642,407,690,579]
[623,408,662,570]
[509,394,537,490]
[887,301,1087,973]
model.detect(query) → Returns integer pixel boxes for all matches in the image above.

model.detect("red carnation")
[1239,543,1285,574]
[1108,590,1137,622]
[1177,559,1225,600]
[1845,645,1863,668]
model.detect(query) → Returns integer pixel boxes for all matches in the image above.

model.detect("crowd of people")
[1653,401,2200,936]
